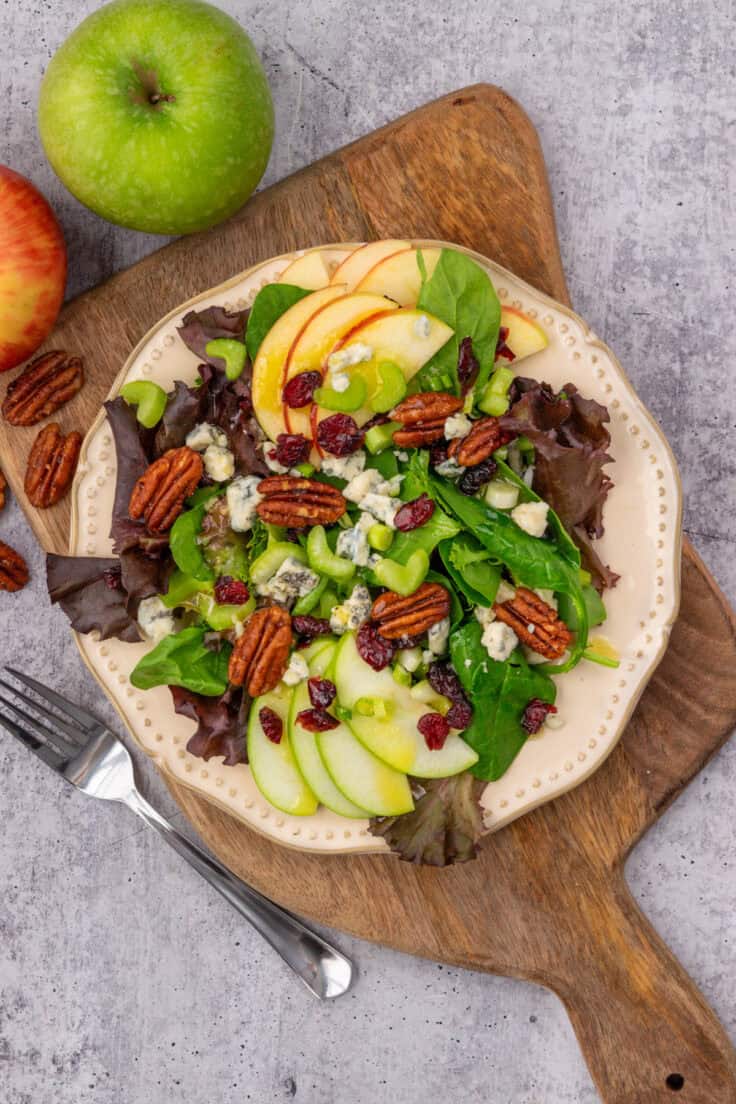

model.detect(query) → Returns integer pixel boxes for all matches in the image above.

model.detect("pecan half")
[0,469,6,511]
[448,416,515,467]
[228,604,293,696]
[24,423,82,508]
[2,350,84,426]
[0,539,29,592]
[256,476,346,528]
[493,587,573,660]
[371,581,451,640]
[128,446,203,534]
[391,391,464,448]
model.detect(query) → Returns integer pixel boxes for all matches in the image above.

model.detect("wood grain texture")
[1,85,735,1102]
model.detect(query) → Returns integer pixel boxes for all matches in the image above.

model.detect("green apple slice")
[252,285,347,443]
[317,721,414,817]
[355,246,441,306]
[247,686,318,816]
[330,239,411,291]
[290,683,368,818]
[333,633,479,778]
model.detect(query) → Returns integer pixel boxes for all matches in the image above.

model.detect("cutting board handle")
[546,869,736,1103]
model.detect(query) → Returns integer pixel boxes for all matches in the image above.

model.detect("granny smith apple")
[38,0,274,235]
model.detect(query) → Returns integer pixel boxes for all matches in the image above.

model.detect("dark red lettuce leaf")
[177,306,248,366]
[104,397,156,555]
[154,379,208,454]
[170,685,248,766]
[119,548,174,616]
[502,379,616,589]
[47,554,141,643]
[370,773,485,866]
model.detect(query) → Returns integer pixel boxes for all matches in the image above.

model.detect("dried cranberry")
[458,458,497,495]
[283,371,322,408]
[457,336,480,393]
[259,707,283,744]
[296,708,339,732]
[417,712,450,750]
[214,576,250,605]
[495,326,516,362]
[103,567,123,590]
[394,632,424,649]
[429,439,450,468]
[292,615,331,642]
[272,432,310,468]
[394,494,436,532]
[445,701,473,731]
[521,698,557,734]
[308,677,336,709]
[317,413,364,456]
[356,621,396,671]
[285,527,302,544]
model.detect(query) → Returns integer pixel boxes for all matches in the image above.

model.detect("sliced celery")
[306,525,355,582]
[120,380,168,429]
[249,541,307,586]
[314,376,367,412]
[365,421,400,454]
[205,338,247,381]
[293,574,328,616]
[368,523,393,552]
[374,548,429,596]
[369,360,406,413]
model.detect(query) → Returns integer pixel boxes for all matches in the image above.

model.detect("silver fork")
[0,667,354,1000]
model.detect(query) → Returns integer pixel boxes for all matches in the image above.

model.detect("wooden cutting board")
[2,85,736,1103]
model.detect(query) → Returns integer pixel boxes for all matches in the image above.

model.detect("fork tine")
[0,688,81,759]
[0,677,88,747]
[4,668,102,733]
[0,707,68,771]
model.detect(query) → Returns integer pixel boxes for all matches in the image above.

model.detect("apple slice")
[252,285,347,443]
[317,722,414,817]
[282,292,398,439]
[355,247,441,306]
[329,239,411,291]
[247,686,318,816]
[498,305,548,364]
[314,307,454,430]
[278,250,332,290]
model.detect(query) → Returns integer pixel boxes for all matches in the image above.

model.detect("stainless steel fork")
[0,667,354,1000]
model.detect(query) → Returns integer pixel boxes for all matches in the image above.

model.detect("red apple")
[0,167,67,372]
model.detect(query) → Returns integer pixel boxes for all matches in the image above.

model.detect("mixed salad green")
[48,246,617,866]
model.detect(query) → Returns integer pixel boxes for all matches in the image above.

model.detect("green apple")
[38,0,274,234]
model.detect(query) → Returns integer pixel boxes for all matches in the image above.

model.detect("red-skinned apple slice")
[355,246,441,306]
[310,307,454,436]
[278,250,334,290]
[281,293,400,440]
[497,305,548,363]
[329,239,410,291]
[252,285,347,443]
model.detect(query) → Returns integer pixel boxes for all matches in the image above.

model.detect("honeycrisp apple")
[0,167,67,372]
[38,0,274,235]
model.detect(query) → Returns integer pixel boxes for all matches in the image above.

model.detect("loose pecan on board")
[228,604,293,696]
[128,446,203,534]
[390,391,463,448]
[24,423,82,508]
[2,350,84,426]
[0,469,6,511]
[371,581,451,640]
[0,540,29,592]
[448,415,515,467]
[255,476,346,528]
[493,587,573,660]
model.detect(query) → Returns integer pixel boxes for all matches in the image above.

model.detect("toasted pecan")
[371,581,451,640]
[2,350,84,426]
[0,539,29,592]
[128,446,203,533]
[228,604,293,696]
[390,391,464,449]
[0,469,6,511]
[493,587,573,660]
[448,416,515,467]
[255,475,346,528]
[24,423,82,508]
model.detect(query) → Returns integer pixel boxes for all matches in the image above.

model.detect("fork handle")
[122,789,353,999]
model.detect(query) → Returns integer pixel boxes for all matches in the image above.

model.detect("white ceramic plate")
[69,241,682,855]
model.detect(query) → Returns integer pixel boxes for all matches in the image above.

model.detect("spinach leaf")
[426,569,464,630]
[366,449,399,481]
[389,507,461,566]
[169,489,220,583]
[414,249,501,395]
[558,584,607,630]
[245,283,312,361]
[495,458,580,569]
[438,536,501,607]
[131,627,231,696]
[450,620,556,780]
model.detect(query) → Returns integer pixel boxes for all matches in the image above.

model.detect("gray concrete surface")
[1,1,735,1101]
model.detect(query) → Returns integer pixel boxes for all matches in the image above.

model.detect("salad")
[48,243,618,866]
